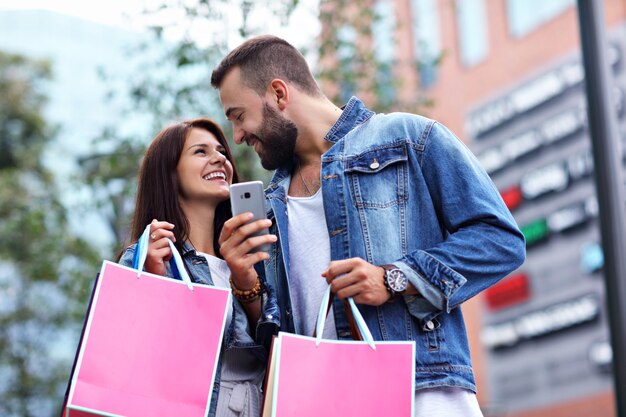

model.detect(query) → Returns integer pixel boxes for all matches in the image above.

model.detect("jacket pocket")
[345,143,408,208]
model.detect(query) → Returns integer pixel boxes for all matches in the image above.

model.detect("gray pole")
[576,0,626,415]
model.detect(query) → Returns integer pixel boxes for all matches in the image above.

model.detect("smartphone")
[229,181,270,253]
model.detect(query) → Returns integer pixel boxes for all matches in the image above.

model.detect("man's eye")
[236,113,244,122]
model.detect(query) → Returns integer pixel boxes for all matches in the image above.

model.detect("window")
[336,25,357,103]
[373,0,395,64]
[411,0,441,87]
[507,0,575,38]
[456,0,489,67]
[373,0,396,105]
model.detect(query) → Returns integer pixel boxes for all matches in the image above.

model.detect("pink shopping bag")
[262,289,415,417]
[64,228,231,417]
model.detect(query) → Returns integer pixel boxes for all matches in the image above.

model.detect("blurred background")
[0,0,623,416]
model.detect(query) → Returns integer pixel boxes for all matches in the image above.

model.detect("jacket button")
[424,320,435,331]
[369,159,380,169]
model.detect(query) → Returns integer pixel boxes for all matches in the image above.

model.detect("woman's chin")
[212,188,231,203]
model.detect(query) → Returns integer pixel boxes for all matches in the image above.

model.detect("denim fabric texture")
[118,241,279,417]
[263,96,526,392]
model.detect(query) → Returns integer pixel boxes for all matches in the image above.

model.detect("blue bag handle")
[131,224,193,291]
[315,286,375,350]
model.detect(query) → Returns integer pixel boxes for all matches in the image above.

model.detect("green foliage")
[0,53,50,170]
[79,0,301,250]
[0,51,100,417]
[79,0,437,252]
[317,0,436,114]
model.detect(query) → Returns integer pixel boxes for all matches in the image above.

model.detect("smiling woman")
[176,126,233,210]
[124,118,239,258]
[115,117,279,417]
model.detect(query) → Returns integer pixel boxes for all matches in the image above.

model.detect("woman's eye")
[194,149,206,155]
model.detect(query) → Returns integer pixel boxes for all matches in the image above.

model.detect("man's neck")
[291,95,343,167]
[285,93,344,197]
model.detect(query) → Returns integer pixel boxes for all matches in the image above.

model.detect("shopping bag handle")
[315,286,375,350]
[315,291,364,342]
[133,224,194,291]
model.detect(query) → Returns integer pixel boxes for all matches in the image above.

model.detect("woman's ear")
[269,79,289,110]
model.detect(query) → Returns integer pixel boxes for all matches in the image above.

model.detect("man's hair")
[211,35,321,97]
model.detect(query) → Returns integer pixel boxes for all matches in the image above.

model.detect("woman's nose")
[212,152,227,165]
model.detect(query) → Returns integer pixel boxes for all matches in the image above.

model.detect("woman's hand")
[219,212,276,290]
[145,219,176,276]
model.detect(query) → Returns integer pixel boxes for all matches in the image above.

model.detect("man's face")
[219,67,298,170]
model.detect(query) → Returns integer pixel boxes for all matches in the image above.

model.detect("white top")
[195,252,233,333]
[287,188,337,339]
[196,252,265,416]
[414,387,483,416]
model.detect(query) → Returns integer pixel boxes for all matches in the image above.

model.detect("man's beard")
[253,103,298,170]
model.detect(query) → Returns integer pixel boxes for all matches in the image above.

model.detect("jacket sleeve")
[117,244,137,268]
[397,121,526,321]
[254,263,280,353]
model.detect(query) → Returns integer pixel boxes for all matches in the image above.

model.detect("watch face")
[387,269,408,292]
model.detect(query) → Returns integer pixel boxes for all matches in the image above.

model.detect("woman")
[118,117,277,417]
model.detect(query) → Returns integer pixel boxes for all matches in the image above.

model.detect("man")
[213,35,525,416]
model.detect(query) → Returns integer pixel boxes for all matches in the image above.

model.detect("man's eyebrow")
[225,107,241,119]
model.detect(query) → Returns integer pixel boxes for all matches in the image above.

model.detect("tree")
[0,51,100,417]
[79,0,438,252]
[79,0,299,249]
[317,0,437,113]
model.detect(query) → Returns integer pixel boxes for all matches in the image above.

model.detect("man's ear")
[269,79,289,110]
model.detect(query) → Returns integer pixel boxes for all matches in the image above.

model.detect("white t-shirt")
[414,387,483,416]
[286,188,337,339]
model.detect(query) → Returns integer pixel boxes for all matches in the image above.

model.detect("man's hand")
[322,257,391,306]
[219,212,277,290]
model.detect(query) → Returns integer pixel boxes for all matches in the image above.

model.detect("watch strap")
[381,264,399,297]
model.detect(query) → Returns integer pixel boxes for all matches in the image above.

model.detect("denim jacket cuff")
[395,253,466,314]
[255,291,280,354]
[394,261,444,318]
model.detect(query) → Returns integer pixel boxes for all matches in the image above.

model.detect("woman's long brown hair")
[127,117,240,257]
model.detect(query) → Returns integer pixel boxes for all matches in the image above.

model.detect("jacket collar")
[180,241,198,256]
[268,96,374,192]
[324,96,374,143]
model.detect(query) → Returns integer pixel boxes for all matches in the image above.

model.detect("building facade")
[319,0,626,415]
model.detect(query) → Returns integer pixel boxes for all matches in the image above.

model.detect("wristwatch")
[381,264,408,297]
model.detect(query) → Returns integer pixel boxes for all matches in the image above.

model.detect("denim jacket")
[263,97,526,392]
[118,242,279,417]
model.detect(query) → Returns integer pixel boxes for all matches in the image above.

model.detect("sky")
[0,0,149,28]
[0,0,321,49]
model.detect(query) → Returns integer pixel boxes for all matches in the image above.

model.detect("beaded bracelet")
[237,292,262,304]
[230,276,263,303]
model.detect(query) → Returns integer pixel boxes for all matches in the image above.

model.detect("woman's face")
[176,127,234,205]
